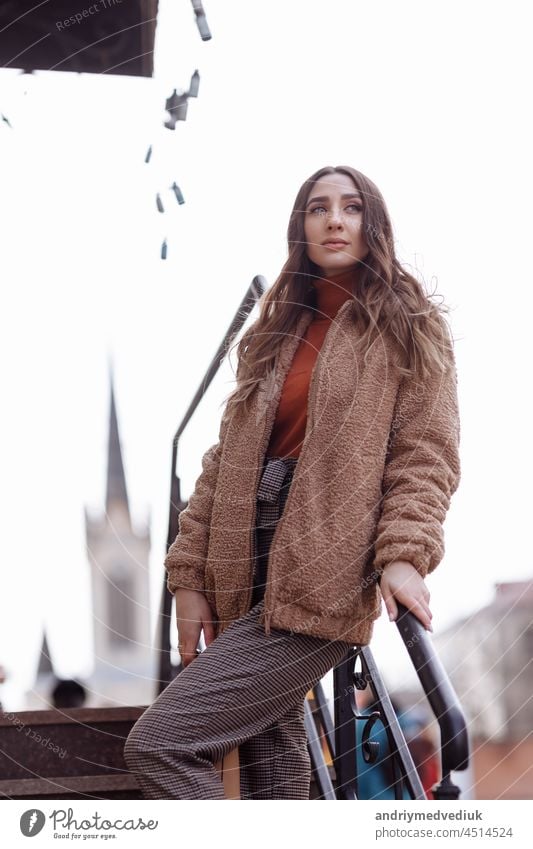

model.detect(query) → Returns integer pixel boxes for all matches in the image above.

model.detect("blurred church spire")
[105,358,130,525]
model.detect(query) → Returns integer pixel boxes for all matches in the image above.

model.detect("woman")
[124,165,461,800]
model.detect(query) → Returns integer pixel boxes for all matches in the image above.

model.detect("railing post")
[332,649,358,800]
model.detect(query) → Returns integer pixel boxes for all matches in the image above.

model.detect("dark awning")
[0,0,159,77]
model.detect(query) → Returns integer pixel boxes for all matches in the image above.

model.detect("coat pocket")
[274,546,370,619]
[272,507,382,622]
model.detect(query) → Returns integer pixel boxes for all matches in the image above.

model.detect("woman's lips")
[323,241,349,250]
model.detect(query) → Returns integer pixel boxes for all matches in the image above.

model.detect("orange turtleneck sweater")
[267,266,359,459]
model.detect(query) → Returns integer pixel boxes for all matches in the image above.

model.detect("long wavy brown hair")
[222,165,455,420]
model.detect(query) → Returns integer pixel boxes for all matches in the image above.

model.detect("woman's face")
[303,172,369,277]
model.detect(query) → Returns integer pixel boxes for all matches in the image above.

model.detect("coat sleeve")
[164,326,255,595]
[372,344,461,581]
[164,433,224,596]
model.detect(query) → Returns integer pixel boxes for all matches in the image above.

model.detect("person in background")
[51,678,87,709]
[355,691,439,800]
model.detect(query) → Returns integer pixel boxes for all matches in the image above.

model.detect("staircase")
[0,704,328,799]
[0,707,143,800]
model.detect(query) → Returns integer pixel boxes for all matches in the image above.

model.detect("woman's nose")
[327,212,343,227]
[326,207,343,225]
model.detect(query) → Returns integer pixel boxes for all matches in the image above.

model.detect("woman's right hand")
[174,589,217,667]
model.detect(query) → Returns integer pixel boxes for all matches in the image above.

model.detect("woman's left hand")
[379,560,433,631]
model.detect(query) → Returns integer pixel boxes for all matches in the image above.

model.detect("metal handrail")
[331,647,426,800]
[311,606,470,800]
[394,602,470,781]
[156,275,267,692]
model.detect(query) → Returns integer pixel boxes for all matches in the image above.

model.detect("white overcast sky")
[0,0,531,708]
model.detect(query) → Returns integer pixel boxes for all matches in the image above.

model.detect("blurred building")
[434,580,533,799]
[84,368,154,707]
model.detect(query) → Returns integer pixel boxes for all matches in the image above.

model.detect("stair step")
[0,706,333,799]
[0,706,144,799]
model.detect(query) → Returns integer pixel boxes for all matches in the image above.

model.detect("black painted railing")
[307,603,470,800]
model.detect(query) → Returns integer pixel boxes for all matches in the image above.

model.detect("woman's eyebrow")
[306,193,362,207]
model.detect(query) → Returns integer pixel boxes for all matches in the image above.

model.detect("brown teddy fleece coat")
[165,299,461,645]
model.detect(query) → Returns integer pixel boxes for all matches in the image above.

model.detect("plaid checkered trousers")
[124,456,352,799]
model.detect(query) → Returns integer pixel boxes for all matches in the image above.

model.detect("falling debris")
[145,144,152,163]
[1,113,12,128]
[164,88,189,130]
[190,0,212,41]
[171,182,185,205]
[163,71,200,129]
[156,193,165,213]
[161,239,168,260]
[188,70,200,98]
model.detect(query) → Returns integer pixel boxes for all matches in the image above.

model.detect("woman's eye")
[309,204,362,214]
